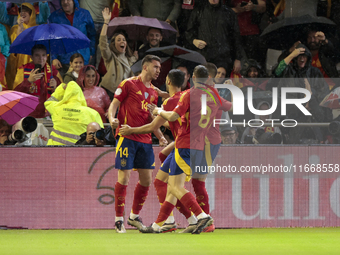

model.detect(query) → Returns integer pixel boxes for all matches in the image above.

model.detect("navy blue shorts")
[169,148,191,177]
[193,143,221,175]
[115,137,155,170]
[160,149,174,174]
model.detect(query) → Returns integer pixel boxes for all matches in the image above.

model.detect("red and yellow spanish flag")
[111,0,120,19]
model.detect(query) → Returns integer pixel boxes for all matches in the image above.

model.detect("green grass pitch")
[0,228,339,255]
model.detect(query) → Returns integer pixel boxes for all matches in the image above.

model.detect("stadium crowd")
[1,0,340,234]
[1,0,340,146]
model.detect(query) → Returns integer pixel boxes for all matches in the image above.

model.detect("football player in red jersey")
[140,65,230,234]
[120,69,197,232]
[108,55,168,233]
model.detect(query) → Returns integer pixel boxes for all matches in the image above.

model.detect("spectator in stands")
[0,53,7,91]
[186,0,244,76]
[79,0,110,31]
[0,24,10,67]
[13,44,63,119]
[220,124,241,144]
[0,24,9,90]
[128,0,181,27]
[48,0,96,77]
[6,3,39,89]
[228,0,266,65]
[99,7,136,100]
[138,28,170,60]
[274,43,332,143]
[75,122,116,146]
[176,64,191,91]
[177,0,202,47]
[77,65,111,123]
[281,30,339,90]
[63,53,84,83]
[79,0,112,67]
[239,58,267,91]
[215,66,227,84]
[49,0,62,13]
[0,120,11,145]
[241,101,282,143]
[45,81,103,145]
[0,2,50,27]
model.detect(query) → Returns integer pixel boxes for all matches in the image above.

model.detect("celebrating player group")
[108,55,232,234]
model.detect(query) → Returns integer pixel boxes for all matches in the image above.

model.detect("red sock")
[179,192,203,217]
[154,178,167,204]
[192,179,210,214]
[131,183,149,215]
[155,201,175,224]
[159,152,167,163]
[115,182,127,217]
[175,200,192,219]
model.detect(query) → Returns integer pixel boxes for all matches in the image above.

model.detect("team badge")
[29,84,37,94]
[121,158,127,167]
[115,88,122,95]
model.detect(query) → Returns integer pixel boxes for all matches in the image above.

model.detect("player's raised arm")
[108,98,121,129]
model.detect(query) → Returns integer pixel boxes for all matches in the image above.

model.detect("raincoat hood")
[59,0,79,12]
[55,81,87,107]
[292,43,312,71]
[254,101,272,120]
[76,65,100,89]
[241,59,265,78]
[18,3,36,27]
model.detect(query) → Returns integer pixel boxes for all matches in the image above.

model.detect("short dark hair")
[147,27,162,35]
[176,63,188,71]
[167,69,185,88]
[31,44,47,56]
[70,53,84,63]
[193,65,209,79]
[142,55,161,66]
[205,62,217,78]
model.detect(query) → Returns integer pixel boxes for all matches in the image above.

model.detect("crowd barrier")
[0,146,339,229]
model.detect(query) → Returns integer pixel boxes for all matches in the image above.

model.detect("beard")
[308,42,320,51]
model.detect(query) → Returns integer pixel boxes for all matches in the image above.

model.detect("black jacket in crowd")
[185,1,244,70]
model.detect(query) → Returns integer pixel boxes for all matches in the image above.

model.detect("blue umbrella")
[10,23,90,55]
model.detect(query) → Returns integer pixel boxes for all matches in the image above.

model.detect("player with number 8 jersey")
[143,65,229,234]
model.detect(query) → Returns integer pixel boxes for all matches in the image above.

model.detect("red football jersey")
[114,76,158,144]
[162,91,183,139]
[173,87,221,150]
[207,98,232,145]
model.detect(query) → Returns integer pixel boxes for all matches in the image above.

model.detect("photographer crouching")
[75,122,115,146]
[0,120,11,145]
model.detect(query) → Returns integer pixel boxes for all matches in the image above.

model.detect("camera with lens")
[95,128,105,141]
[244,128,282,144]
[7,116,37,144]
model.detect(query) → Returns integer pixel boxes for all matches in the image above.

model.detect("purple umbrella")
[107,16,177,41]
[0,90,39,125]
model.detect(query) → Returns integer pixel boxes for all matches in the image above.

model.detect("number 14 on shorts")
[118,147,129,158]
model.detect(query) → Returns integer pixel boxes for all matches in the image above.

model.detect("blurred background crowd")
[1,0,340,146]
